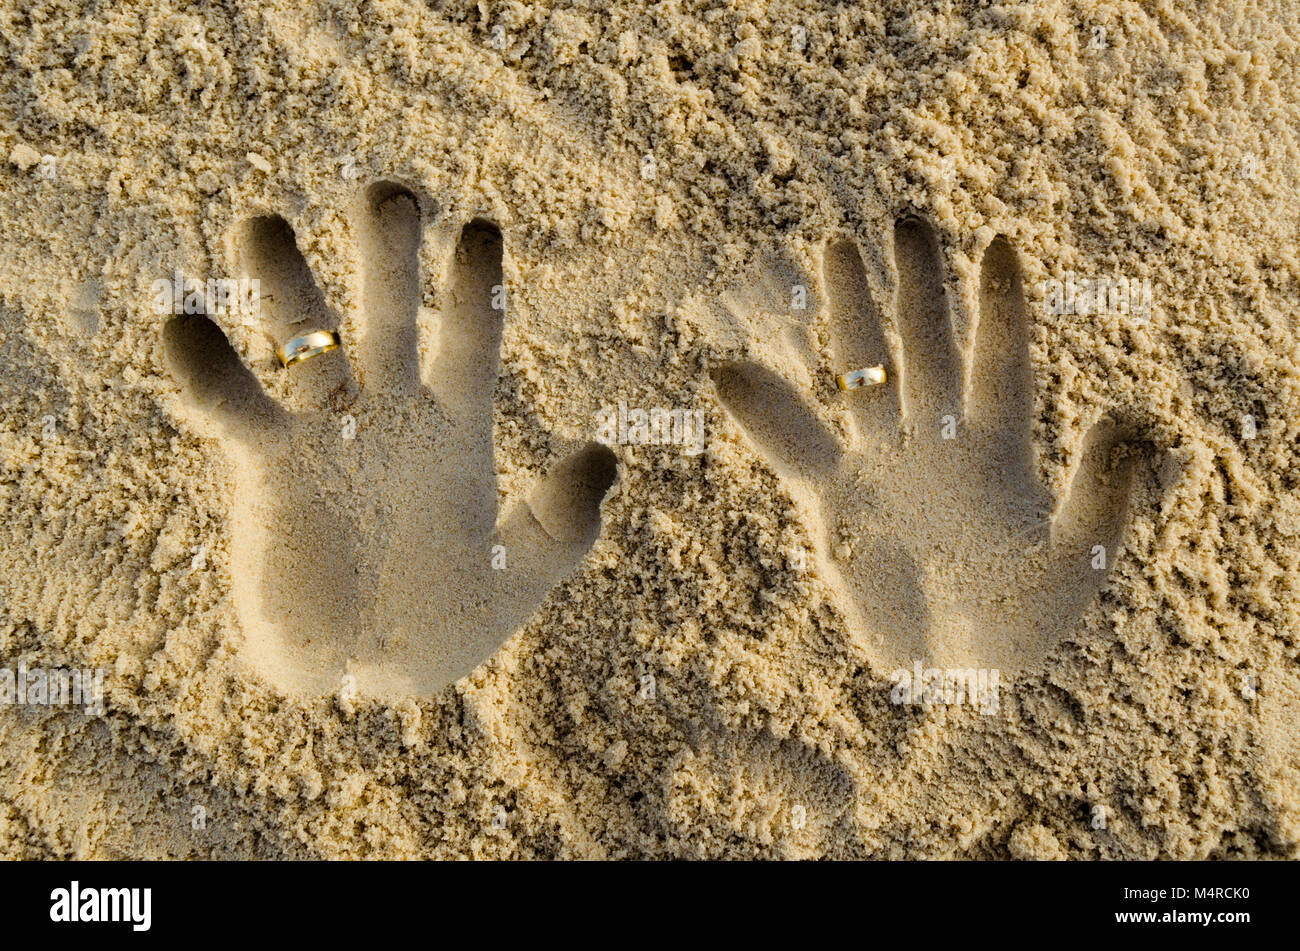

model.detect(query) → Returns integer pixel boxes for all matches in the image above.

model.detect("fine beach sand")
[1,0,1298,858]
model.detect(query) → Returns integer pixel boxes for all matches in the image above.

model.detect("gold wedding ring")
[277,329,340,368]
[836,364,886,391]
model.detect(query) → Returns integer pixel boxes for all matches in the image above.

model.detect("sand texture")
[0,0,1298,858]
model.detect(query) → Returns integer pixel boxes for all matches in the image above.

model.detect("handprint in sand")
[713,219,1154,673]
[164,184,616,697]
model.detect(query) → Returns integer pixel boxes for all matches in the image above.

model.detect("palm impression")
[165,184,617,697]
[714,219,1154,674]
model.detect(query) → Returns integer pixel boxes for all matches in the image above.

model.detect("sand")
[0,0,1297,858]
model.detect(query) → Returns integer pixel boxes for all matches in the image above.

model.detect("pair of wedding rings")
[280,329,883,397]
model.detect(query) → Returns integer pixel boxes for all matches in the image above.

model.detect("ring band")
[277,329,340,368]
[836,365,887,391]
